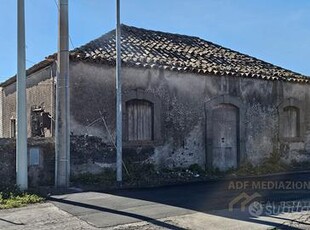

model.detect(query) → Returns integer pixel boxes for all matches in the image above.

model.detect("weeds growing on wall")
[70,155,310,190]
[234,150,310,176]
[71,168,116,186]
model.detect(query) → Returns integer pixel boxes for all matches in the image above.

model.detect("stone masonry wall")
[0,138,54,187]
[0,136,153,187]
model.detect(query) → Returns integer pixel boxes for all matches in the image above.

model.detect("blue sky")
[0,0,309,82]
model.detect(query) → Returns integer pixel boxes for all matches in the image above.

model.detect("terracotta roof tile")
[68,25,309,83]
[2,25,308,87]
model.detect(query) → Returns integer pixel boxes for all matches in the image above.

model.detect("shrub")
[188,164,205,175]
[0,184,44,209]
[0,193,44,209]
[71,168,116,186]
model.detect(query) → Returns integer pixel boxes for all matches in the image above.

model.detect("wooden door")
[127,99,153,141]
[212,104,238,171]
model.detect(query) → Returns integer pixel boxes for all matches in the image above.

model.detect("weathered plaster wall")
[240,79,279,164]
[69,62,310,170]
[70,62,206,169]
[2,61,309,173]
[1,66,55,138]
[280,82,310,163]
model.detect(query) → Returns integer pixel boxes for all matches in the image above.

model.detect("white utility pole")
[55,0,70,188]
[16,0,28,191]
[116,0,122,184]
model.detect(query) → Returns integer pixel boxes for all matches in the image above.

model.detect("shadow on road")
[49,196,186,230]
[50,172,310,229]
[0,218,25,226]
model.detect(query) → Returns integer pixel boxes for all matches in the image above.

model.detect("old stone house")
[1,25,310,171]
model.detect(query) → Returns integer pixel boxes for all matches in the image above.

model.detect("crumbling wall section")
[1,66,54,138]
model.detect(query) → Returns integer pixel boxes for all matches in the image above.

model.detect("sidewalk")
[0,201,309,230]
[109,210,310,230]
[0,203,96,230]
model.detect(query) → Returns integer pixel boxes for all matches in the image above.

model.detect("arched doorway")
[211,104,238,171]
[205,95,245,171]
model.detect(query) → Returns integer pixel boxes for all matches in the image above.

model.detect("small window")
[126,99,153,141]
[10,119,16,138]
[29,147,40,166]
[283,106,299,138]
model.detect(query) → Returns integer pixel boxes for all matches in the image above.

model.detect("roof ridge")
[120,24,201,40]
[2,24,309,86]
[73,24,307,79]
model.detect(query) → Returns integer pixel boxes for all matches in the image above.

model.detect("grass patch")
[0,193,44,209]
[0,184,44,209]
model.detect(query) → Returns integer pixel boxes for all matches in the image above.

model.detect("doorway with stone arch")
[205,95,245,171]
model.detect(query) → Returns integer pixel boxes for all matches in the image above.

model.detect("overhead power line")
[52,0,75,49]
[26,59,36,64]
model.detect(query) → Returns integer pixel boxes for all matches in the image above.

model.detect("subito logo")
[248,201,264,217]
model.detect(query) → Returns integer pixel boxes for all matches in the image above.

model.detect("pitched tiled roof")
[2,24,309,87]
[69,24,309,83]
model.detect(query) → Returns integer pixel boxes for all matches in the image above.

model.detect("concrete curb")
[41,169,310,196]
[216,169,310,181]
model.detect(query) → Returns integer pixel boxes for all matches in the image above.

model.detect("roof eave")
[0,58,55,87]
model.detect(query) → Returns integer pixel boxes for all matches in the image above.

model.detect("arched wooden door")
[211,104,238,171]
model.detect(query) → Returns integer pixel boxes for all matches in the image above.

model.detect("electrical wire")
[52,0,75,49]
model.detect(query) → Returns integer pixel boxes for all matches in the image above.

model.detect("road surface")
[46,171,310,229]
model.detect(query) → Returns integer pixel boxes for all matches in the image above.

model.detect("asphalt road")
[49,172,310,229]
